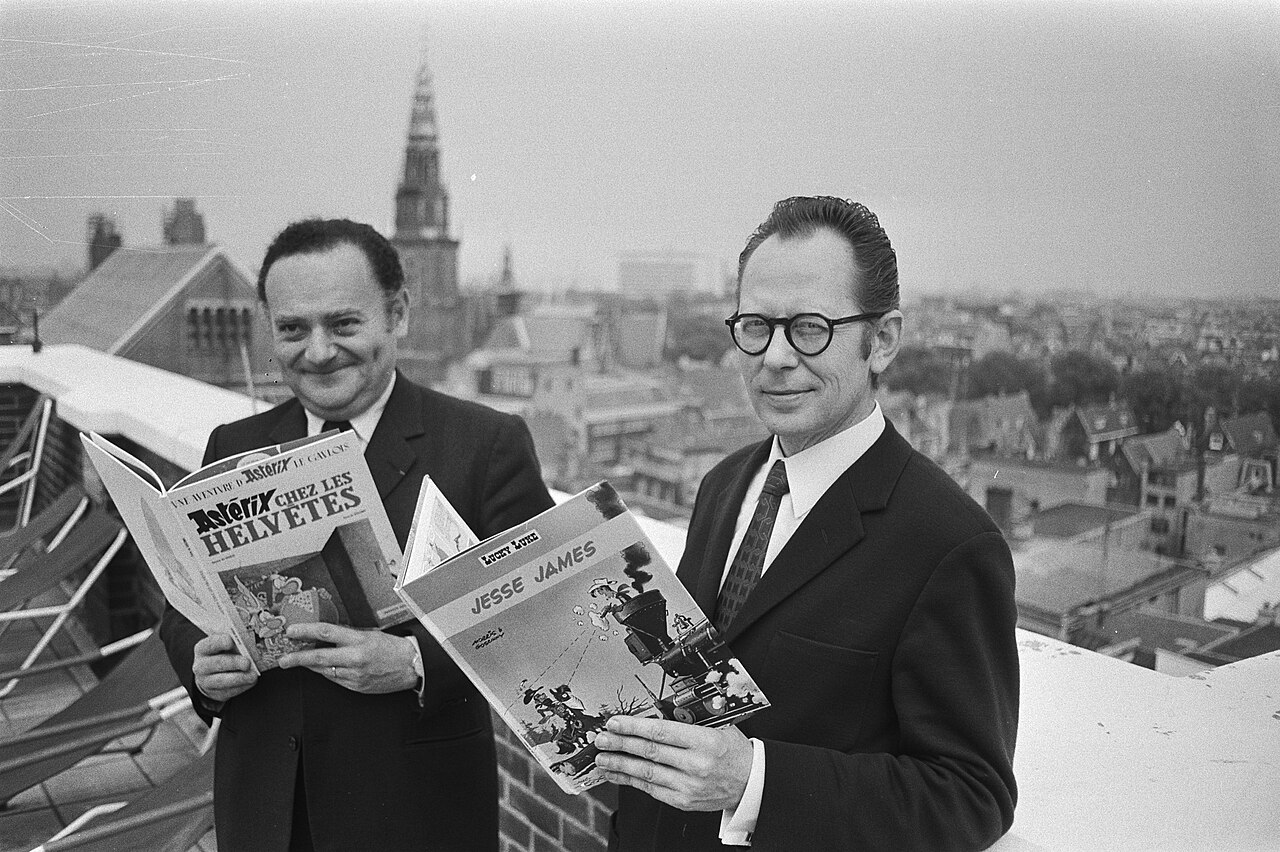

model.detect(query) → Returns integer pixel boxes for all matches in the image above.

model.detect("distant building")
[1219,412,1279,492]
[902,300,1012,361]
[1204,545,1280,623]
[965,454,1113,525]
[162,198,207,245]
[446,306,682,491]
[1094,607,1237,672]
[948,391,1038,457]
[460,245,524,355]
[38,244,275,395]
[1047,402,1139,464]
[617,250,717,299]
[86,213,122,272]
[1012,538,1210,645]
[629,364,768,519]
[391,52,463,384]
[0,270,78,334]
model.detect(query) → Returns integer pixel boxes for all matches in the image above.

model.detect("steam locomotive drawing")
[543,582,766,780]
[615,588,762,727]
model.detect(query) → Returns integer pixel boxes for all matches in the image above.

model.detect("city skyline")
[2,0,1277,297]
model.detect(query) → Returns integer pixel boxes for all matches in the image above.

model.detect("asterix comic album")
[81,430,409,676]
[395,480,771,795]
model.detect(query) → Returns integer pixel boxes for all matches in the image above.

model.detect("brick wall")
[494,719,616,852]
[0,383,39,525]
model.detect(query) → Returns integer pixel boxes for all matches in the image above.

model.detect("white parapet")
[4,344,1277,850]
[0,343,260,472]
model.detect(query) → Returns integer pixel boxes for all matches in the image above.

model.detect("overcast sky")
[2,0,1277,297]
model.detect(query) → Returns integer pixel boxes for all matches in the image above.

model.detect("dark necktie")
[714,459,789,634]
[321,420,353,435]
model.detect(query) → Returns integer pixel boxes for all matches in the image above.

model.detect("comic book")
[395,480,770,795]
[81,430,409,676]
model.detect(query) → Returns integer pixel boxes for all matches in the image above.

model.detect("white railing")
[6,344,1278,851]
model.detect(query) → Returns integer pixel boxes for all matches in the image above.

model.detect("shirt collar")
[304,372,397,445]
[767,402,885,518]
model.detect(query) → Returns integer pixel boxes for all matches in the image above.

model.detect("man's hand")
[278,623,417,694]
[594,715,754,812]
[192,634,258,703]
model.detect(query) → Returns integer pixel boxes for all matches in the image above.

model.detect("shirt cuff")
[719,737,765,846]
[404,635,426,706]
[193,683,225,714]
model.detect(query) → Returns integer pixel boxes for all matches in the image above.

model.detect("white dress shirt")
[719,403,886,845]
[303,373,424,699]
[302,372,397,444]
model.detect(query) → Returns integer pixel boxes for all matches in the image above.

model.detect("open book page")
[84,429,409,673]
[160,429,409,670]
[400,476,479,585]
[397,481,770,795]
[81,434,235,643]
[83,431,165,492]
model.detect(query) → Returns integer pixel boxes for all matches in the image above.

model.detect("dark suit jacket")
[612,421,1019,852]
[159,374,553,852]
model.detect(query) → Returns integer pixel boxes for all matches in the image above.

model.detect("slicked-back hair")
[737,196,899,315]
[257,218,404,304]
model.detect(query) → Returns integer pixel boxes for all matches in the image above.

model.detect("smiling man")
[596,197,1020,851]
[159,218,552,851]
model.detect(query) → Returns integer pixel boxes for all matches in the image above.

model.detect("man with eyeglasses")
[597,196,1019,851]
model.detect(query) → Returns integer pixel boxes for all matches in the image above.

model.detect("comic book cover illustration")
[397,481,770,795]
[83,429,408,674]
[218,522,388,669]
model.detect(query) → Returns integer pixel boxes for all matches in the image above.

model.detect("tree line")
[885,348,1280,434]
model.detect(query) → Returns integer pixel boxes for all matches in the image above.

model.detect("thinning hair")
[257,218,404,303]
[737,196,898,314]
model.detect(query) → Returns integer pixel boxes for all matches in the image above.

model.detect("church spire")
[394,48,449,240]
[407,53,439,148]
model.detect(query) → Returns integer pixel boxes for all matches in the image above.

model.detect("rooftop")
[1032,502,1140,539]
[1,345,1278,851]
[1013,540,1198,614]
[38,245,247,355]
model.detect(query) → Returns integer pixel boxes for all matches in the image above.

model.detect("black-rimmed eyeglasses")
[724,311,888,357]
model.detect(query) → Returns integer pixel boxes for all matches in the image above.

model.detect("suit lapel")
[719,421,914,643]
[268,401,307,445]
[687,440,772,616]
[363,373,425,501]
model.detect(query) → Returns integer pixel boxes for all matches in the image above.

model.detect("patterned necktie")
[714,459,789,634]
[321,420,353,435]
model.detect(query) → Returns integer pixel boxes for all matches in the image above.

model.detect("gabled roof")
[1220,412,1278,458]
[480,312,596,364]
[1120,428,1188,472]
[1075,403,1139,441]
[39,244,240,353]
[951,392,1036,426]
